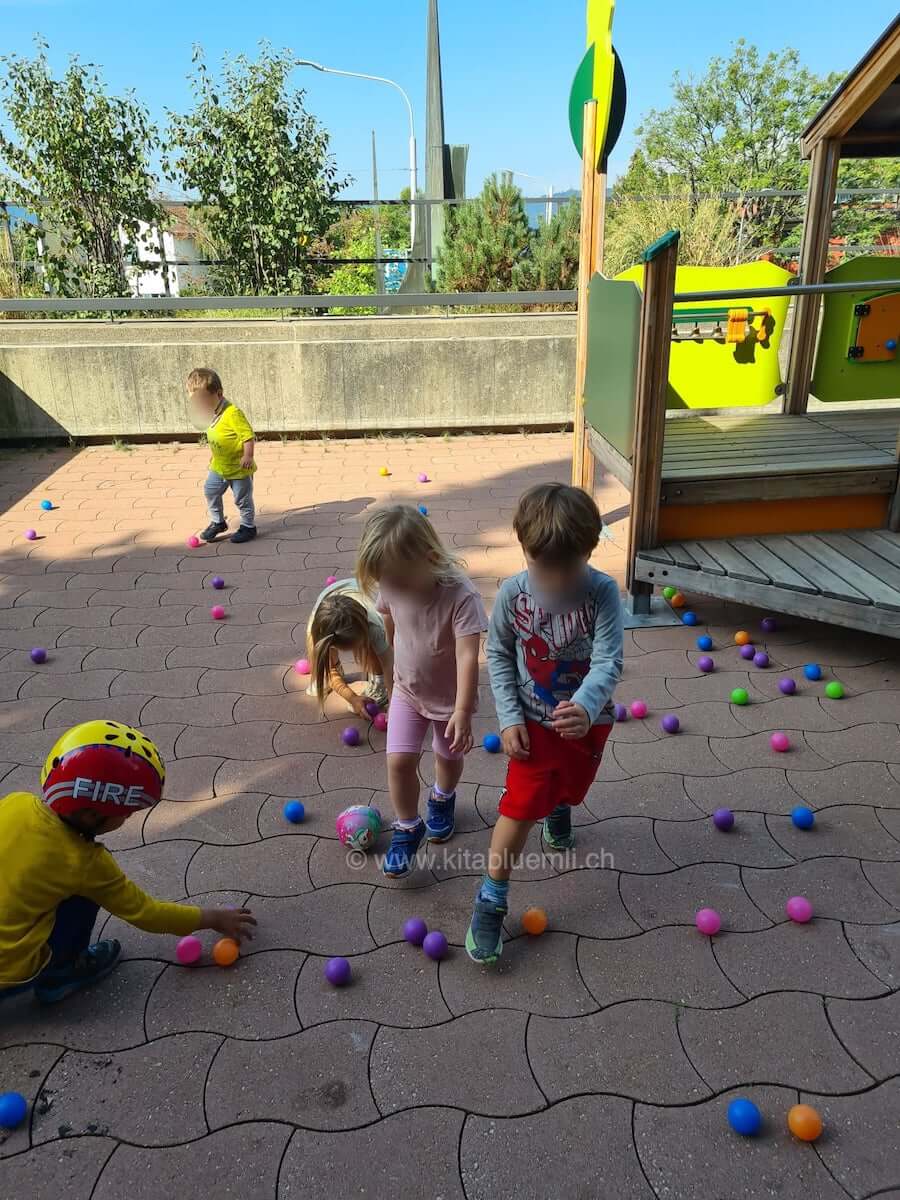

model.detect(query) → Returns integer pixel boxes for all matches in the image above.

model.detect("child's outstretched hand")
[502,724,530,760]
[445,708,473,754]
[201,906,257,942]
[348,693,373,721]
[552,701,590,739]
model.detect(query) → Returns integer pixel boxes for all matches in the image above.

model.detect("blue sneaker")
[382,820,427,878]
[542,804,575,851]
[34,939,121,1004]
[425,789,456,842]
[465,896,506,965]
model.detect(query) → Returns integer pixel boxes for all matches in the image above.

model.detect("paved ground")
[0,433,898,1200]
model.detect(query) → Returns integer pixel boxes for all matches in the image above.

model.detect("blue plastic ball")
[803,663,822,681]
[886,338,897,351]
[283,800,305,824]
[483,733,502,754]
[39,499,53,511]
[418,504,428,515]
[791,805,815,830]
[696,635,713,651]
[0,1091,27,1129]
[727,1097,762,1136]
[682,611,699,626]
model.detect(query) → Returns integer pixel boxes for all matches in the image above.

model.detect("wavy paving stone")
[807,722,900,766]
[99,890,248,962]
[139,692,237,728]
[559,815,676,874]
[430,824,560,883]
[821,688,900,727]
[367,874,491,946]
[529,1000,710,1103]
[146,950,305,1039]
[579,927,744,1008]
[656,810,794,869]
[0,1043,62,1158]
[257,786,374,839]
[34,1033,219,1146]
[663,669,761,706]
[733,694,843,733]
[634,1085,849,1200]
[880,806,900,844]
[233,693,325,724]
[844,920,900,987]
[0,1136,116,1200]
[19,668,118,700]
[206,1022,379,1131]
[295,942,450,1028]
[161,755,221,800]
[143,792,265,845]
[166,643,251,669]
[609,677,681,713]
[616,733,731,778]
[805,1077,900,1200]
[93,1123,291,1200]
[307,830,439,890]
[109,837,200,900]
[198,665,288,697]
[280,1108,465,1200]
[371,1008,544,1116]
[743,857,900,925]
[621,863,771,932]
[710,729,830,772]
[174,719,278,760]
[245,886,375,956]
[462,1096,652,1200]
[216,751,324,798]
[827,988,900,1079]
[788,760,900,811]
[505,868,640,938]
[187,835,314,896]
[863,860,900,910]
[769,804,900,862]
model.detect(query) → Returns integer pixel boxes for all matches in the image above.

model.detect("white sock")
[395,817,422,830]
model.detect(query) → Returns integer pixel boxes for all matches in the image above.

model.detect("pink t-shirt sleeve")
[375,590,390,616]
[452,588,489,638]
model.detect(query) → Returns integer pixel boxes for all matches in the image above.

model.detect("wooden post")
[888,430,900,534]
[571,100,604,493]
[625,231,680,611]
[785,138,840,415]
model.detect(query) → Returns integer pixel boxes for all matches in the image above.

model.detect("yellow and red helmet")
[41,721,165,818]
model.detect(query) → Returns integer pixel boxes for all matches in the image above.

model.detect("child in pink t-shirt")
[357,506,488,877]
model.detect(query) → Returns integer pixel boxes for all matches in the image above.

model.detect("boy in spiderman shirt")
[466,483,623,964]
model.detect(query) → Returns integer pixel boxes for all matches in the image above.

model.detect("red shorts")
[498,719,611,822]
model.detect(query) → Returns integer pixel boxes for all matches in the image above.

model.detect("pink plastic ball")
[325,575,337,585]
[695,907,721,936]
[186,535,201,549]
[176,935,203,965]
[630,700,648,719]
[770,731,790,753]
[417,472,430,483]
[373,712,388,732]
[24,529,37,541]
[211,605,226,620]
[785,895,813,923]
[295,658,310,675]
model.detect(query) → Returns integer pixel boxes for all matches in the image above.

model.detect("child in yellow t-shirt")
[187,367,258,544]
[0,721,255,1004]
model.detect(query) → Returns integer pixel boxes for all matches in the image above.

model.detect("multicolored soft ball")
[335,804,382,851]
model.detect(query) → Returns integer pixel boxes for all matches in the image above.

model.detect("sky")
[1,0,898,199]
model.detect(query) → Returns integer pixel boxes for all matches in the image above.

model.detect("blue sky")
[1,0,897,198]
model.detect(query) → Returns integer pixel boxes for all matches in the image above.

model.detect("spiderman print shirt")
[487,568,624,731]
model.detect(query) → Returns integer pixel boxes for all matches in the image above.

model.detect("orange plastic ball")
[734,630,752,646]
[522,907,548,936]
[212,937,240,967]
[670,592,686,609]
[787,1104,823,1142]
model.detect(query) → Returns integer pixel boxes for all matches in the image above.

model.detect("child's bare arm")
[240,438,255,469]
[445,632,480,753]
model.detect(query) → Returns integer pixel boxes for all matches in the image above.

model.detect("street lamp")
[297,60,417,251]
[503,169,555,224]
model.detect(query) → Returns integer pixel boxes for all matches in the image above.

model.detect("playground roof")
[800,14,900,159]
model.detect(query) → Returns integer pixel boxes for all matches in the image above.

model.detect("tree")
[0,40,165,296]
[166,45,349,296]
[320,195,412,314]
[512,199,580,294]
[437,175,530,292]
[604,194,741,276]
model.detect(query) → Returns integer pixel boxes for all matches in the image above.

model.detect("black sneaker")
[34,939,122,1004]
[230,525,257,544]
[200,521,227,542]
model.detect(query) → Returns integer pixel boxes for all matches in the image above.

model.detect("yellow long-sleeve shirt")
[0,792,201,987]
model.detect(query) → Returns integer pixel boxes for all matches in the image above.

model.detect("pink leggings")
[385,693,464,760]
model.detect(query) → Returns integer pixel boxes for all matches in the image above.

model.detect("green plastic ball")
[662,586,676,600]
[824,681,844,700]
[730,687,749,706]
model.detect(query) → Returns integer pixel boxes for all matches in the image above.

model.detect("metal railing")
[673,278,900,303]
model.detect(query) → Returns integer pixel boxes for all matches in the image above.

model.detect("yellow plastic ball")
[379,466,390,477]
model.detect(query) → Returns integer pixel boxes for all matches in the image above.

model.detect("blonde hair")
[309,591,377,709]
[186,367,223,395]
[356,505,465,597]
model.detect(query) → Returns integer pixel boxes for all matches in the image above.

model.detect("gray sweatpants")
[204,470,255,527]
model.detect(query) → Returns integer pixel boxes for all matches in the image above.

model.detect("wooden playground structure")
[574,15,900,636]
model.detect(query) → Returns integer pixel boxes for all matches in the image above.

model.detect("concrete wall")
[0,313,576,440]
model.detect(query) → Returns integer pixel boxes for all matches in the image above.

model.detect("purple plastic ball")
[422,931,448,961]
[364,700,380,718]
[24,529,37,541]
[713,807,735,831]
[761,617,778,633]
[697,655,715,673]
[324,956,352,986]
[739,644,756,660]
[29,647,47,664]
[211,576,225,590]
[778,677,797,695]
[614,702,628,722]
[341,727,361,747]
[404,917,428,946]
[753,651,770,669]
[661,713,680,735]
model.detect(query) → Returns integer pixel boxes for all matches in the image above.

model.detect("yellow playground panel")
[615,260,793,409]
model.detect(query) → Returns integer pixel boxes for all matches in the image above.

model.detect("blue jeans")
[0,895,99,999]
[204,471,255,527]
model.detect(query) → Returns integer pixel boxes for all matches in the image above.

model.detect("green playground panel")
[616,260,793,409]
[583,272,641,460]
[812,256,900,403]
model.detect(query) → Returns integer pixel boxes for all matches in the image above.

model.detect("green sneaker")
[543,804,575,851]
[465,896,506,965]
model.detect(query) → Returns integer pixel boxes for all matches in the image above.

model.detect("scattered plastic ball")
[713,808,735,832]
[29,647,47,664]
[770,731,790,753]
[788,1103,823,1142]
[803,663,822,681]
[24,529,37,541]
[213,937,240,967]
[682,611,698,626]
[727,1097,762,1137]
[730,688,749,706]
[295,658,310,675]
[379,466,390,477]
[361,700,378,719]
[785,895,813,923]
[739,644,756,661]
[283,800,306,823]
[696,907,721,936]
[325,956,352,986]
[483,732,502,753]
[753,651,770,669]
[662,586,677,600]
[670,592,686,608]
[336,804,382,851]
[0,1092,28,1130]
[630,700,648,719]
[418,505,428,515]
[791,805,815,830]
[325,575,337,585]
[824,681,844,700]
[661,713,680,734]
[417,472,430,483]
[760,616,778,633]
[885,337,897,351]
[211,576,225,589]
[778,677,797,696]
[522,907,548,936]
[176,935,203,966]
[211,605,226,620]
[186,535,200,548]
[697,655,715,673]
[40,499,53,511]
[614,702,628,722]
[373,712,388,732]
[734,631,751,646]
[697,635,713,651]
[341,726,361,747]
[404,917,428,946]
[422,931,448,960]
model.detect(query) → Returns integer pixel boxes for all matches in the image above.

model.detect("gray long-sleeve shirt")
[487,568,624,731]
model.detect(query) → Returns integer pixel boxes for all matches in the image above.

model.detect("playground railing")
[672,279,900,303]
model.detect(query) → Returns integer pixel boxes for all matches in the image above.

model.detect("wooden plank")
[639,545,676,565]
[797,534,900,611]
[665,542,701,570]
[587,427,632,489]
[661,468,896,507]
[815,532,900,609]
[695,539,772,583]
[765,536,870,603]
[662,454,890,481]
[572,100,599,493]
[847,529,900,569]
[729,538,819,593]
[680,541,727,575]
